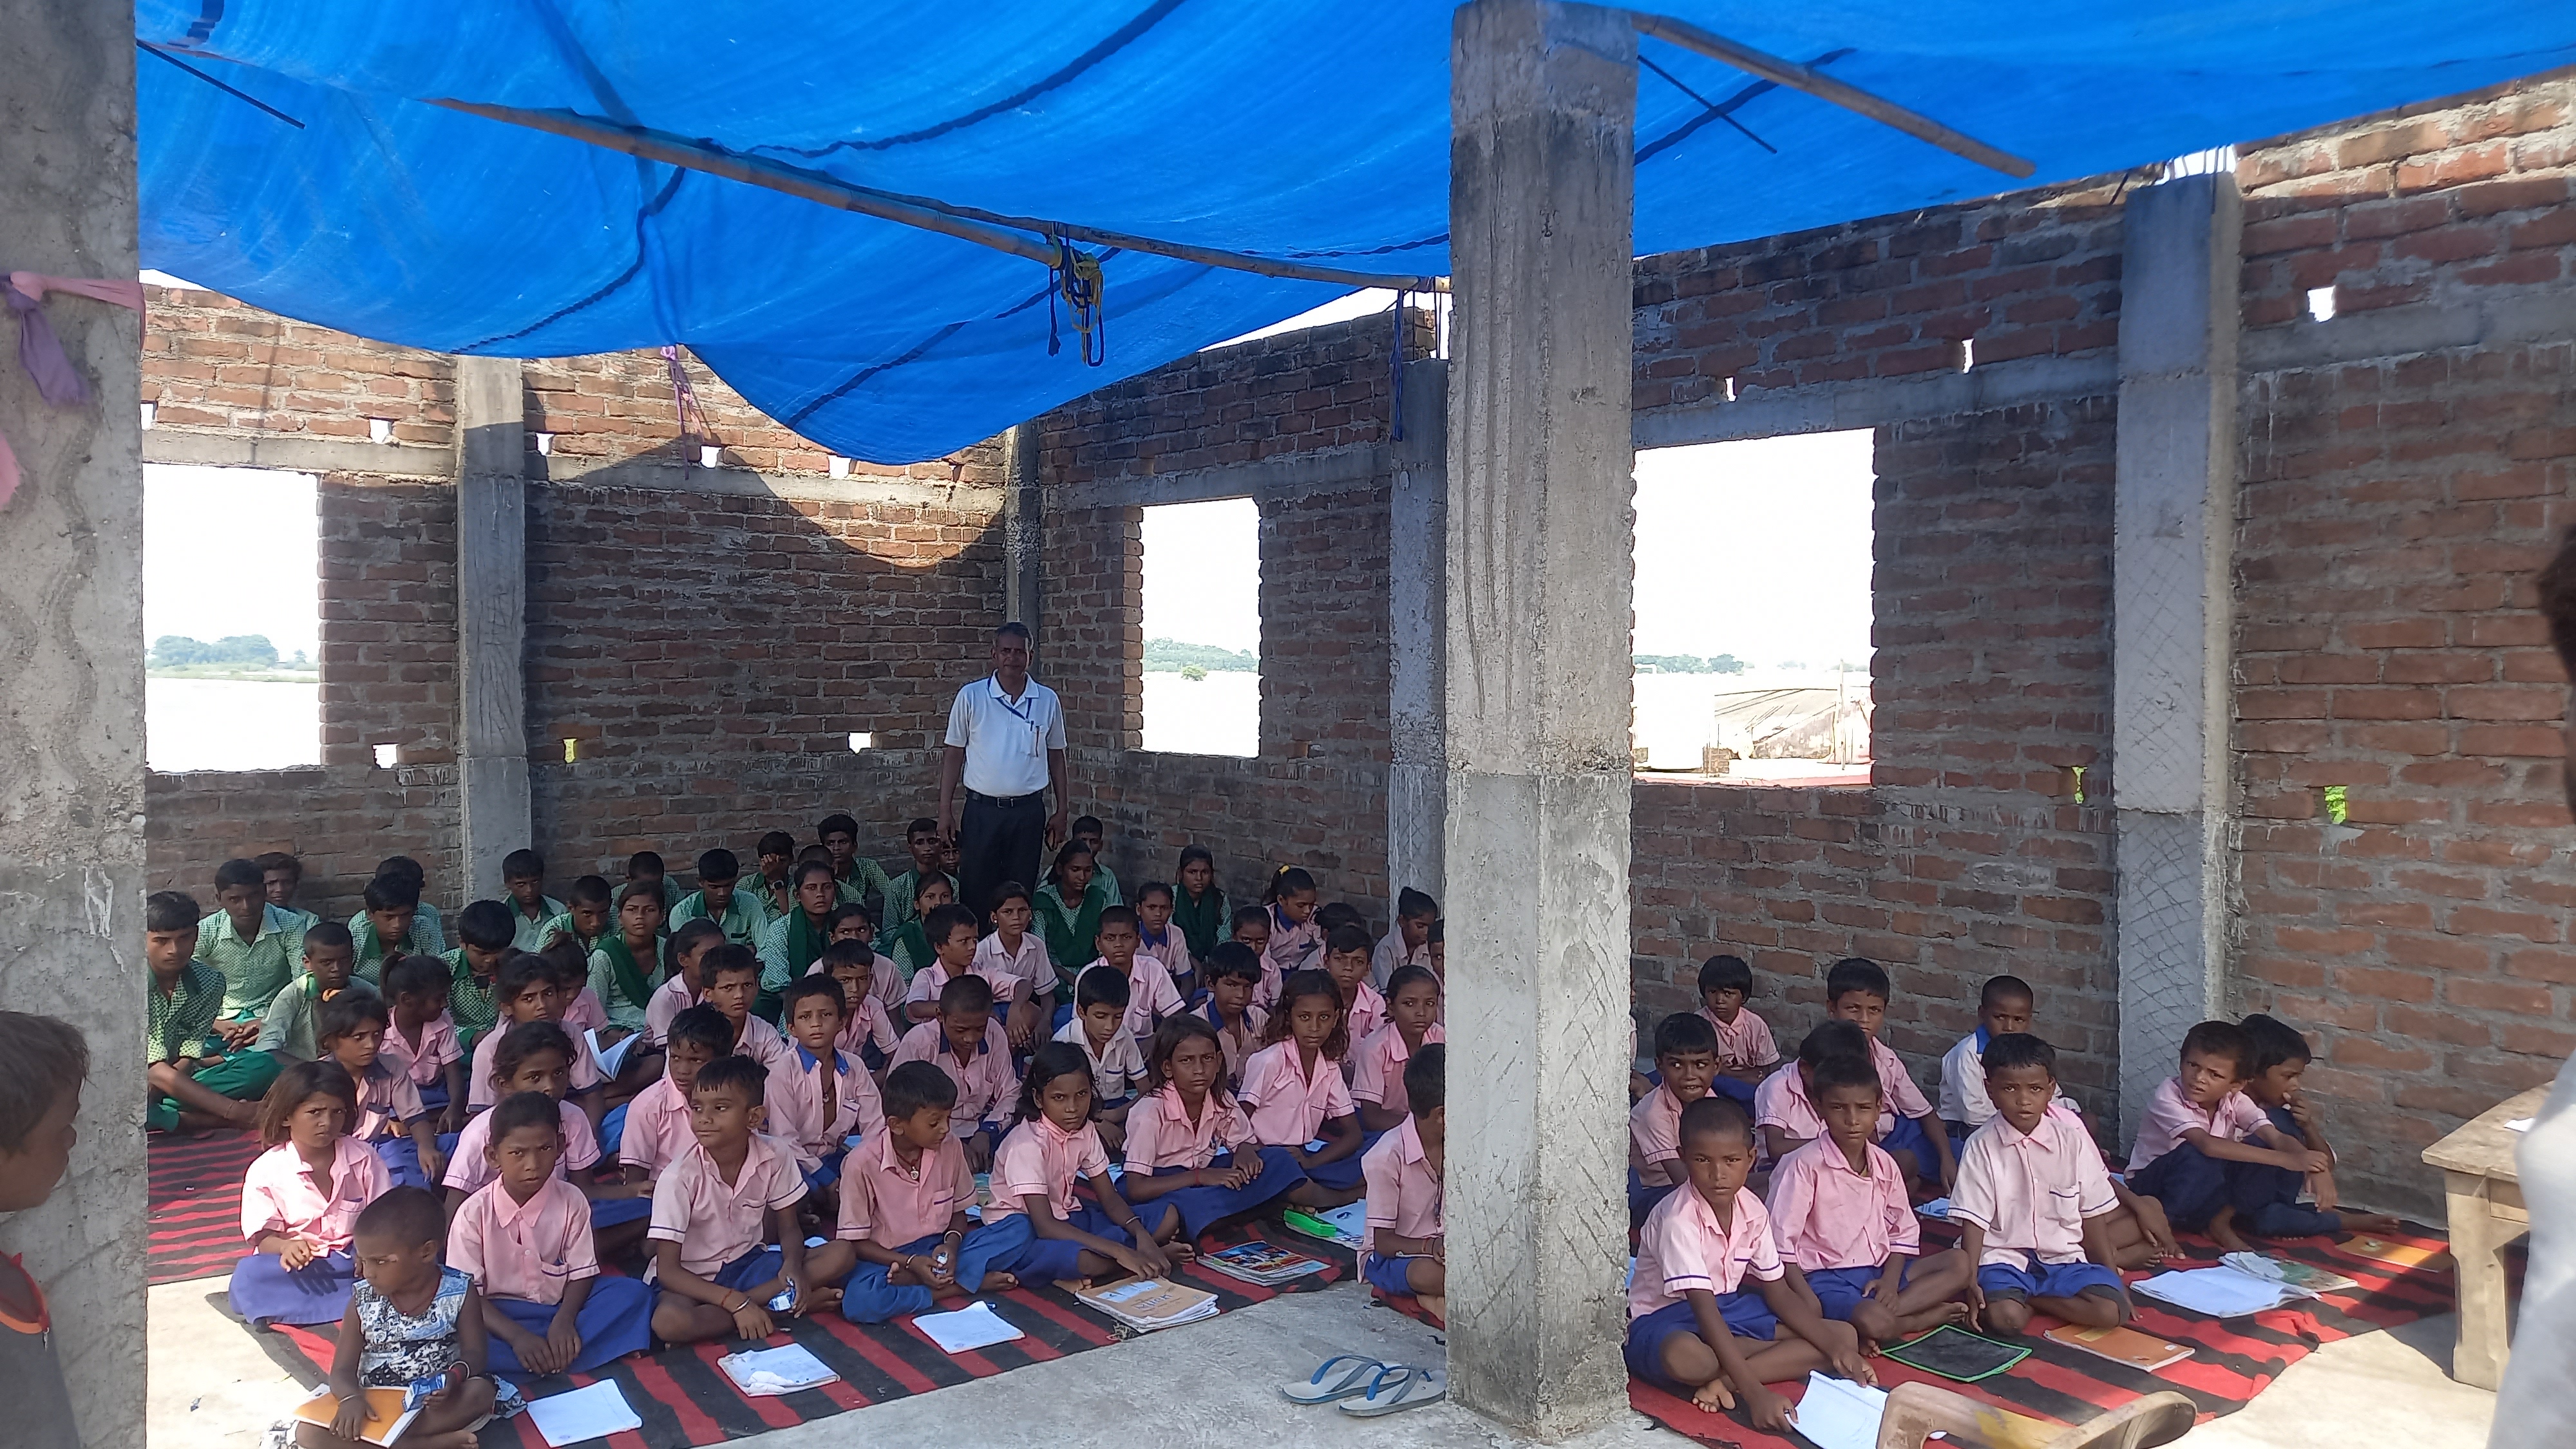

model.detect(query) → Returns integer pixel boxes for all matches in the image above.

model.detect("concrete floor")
[146,1274,2496,1449]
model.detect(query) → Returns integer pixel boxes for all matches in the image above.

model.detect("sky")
[1136,431,1875,668]
[142,463,321,658]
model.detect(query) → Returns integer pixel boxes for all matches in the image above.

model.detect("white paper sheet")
[1794,1373,1888,1449]
[719,1343,838,1396]
[2133,1266,2292,1317]
[913,1300,1027,1354]
[526,1380,643,1446]
[589,1030,639,1076]
[2508,1117,2534,1133]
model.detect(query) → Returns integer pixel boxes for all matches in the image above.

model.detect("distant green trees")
[1633,654,1747,674]
[147,634,314,673]
[1144,638,1257,672]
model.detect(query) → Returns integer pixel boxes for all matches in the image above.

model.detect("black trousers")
[957,791,1046,924]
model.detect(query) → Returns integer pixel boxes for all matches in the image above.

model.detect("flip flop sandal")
[1338,1365,1448,1416]
[1282,1354,1388,1404]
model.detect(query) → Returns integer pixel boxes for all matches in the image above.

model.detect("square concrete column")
[455,356,531,899]
[1444,1,1636,1435]
[1387,357,1450,909]
[1003,420,1043,645]
[0,3,147,1443]
[2112,173,2241,1139]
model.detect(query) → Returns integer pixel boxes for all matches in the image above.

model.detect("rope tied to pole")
[1047,237,1106,366]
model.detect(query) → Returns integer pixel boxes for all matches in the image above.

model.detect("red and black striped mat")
[149,1128,265,1284]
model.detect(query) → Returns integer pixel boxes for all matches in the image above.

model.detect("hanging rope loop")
[1048,236,1106,367]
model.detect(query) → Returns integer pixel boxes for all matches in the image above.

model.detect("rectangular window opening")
[1631,433,1874,787]
[1141,497,1260,757]
[144,464,321,772]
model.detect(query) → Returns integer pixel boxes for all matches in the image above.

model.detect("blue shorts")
[1363,1253,1428,1298]
[1623,1293,1779,1390]
[706,1247,785,1296]
[587,1194,653,1228]
[1978,1259,2128,1317]
[1877,1112,1937,1171]
[976,1203,1133,1285]
[1806,1261,1909,1320]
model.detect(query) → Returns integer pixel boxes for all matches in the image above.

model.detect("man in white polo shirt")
[939,621,1070,926]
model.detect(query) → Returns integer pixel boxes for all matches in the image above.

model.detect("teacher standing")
[939,621,1070,926]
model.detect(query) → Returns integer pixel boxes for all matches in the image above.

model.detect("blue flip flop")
[1282,1354,1388,1404]
[1339,1364,1448,1416]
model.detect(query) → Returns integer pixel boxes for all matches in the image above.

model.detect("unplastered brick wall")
[2230,72,2576,1212]
[141,283,457,446]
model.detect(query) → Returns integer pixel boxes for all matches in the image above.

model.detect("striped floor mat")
[149,1128,265,1284]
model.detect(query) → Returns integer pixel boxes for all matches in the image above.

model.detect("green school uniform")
[442,947,501,1047]
[755,909,834,993]
[1171,884,1231,963]
[671,888,771,949]
[506,895,569,952]
[884,920,933,980]
[194,905,308,1020]
[347,909,441,987]
[1090,863,1124,909]
[534,911,607,957]
[146,960,227,1066]
[254,975,379,1063]
[1035,880,1110,996]
[836,857,894,916]
[587,936,664,1030]
[881,870,960,932]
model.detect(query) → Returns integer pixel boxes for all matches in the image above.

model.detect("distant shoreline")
[146,667,320,683]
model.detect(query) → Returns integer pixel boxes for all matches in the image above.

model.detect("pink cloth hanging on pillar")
[0,270,147,511]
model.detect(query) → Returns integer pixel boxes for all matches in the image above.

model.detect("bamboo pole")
[1623,12,2035,178]
[430,99,1448,292]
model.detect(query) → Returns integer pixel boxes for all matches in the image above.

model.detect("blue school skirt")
[1622,1293,1778,1389]
[374,1132,462,1192]
[972,1205,1134,1285]
[1142,1147,1304,1236]
[483,1278,657,1376]
[229,1249,358,1326]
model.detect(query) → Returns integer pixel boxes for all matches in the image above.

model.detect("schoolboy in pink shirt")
[820,940,904,1066]
[1361,1042,1449,1322]
[1951,1033,2128,1336]
[1192,942,1269,1090]
[1755,1020,1891,1159]
[803,1062,1021,1322]
[614,1007,726,1189]
[1368,887,1437,990]
[1238,969,1365,1207]
[2125,1019,2330,1251]
[448,1091,654,1376]
[1320,925,1387,1048]
[902,904,993,1024]
[886,974,1018,1171]
[1822,958,1955,1191]
[974,885,1052,1049]
[377,952,466,1128]
[1257,869,1321,987]
[1625,1096,1870,1427]
[1072,906,1182,1041]
[1765,1056,1971,1347]
[1633,1012,1722,1224]
[697,944,794,1072]
[1352,965,1444,1132]
[1131,881,1197,994]
[645,1056,811,1345]
[1692,954,1779,1086]
[770,977,886,1187]
[641,920,727,1046]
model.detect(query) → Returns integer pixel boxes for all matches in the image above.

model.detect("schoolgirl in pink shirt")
[1257,867,1323,988]
[1119,1016,1302,1236]
[1238,969,1366,1206]
[976,1042,1180,1285]
[229,1060,390,1326]
[1360,1042,1448,1321]
[377,951,465,1126]
[1352,965,1444,1133]
[465,954,607,1116]
[641,919,727,1046]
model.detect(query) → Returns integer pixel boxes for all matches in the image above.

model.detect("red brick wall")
[142,285,456,446]
[2229,77,2576,1208]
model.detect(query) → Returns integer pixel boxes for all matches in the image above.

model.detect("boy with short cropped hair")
[1953,1033,2130,1334]
[541,876,615,957]
[500,849,566,952]
[627,849,683,916]
[196,857,308,1032]
[372,855,448,952]
[645,1056,813,1345]
[753,831,799,917]
[2234,1014,2399,1240]
[1370,887,1438,990]
[2127,1020,2337,1251]
[1823,958,1956,1191]
[671,848,769,949]
[1193,942,1270,1091]
[1633,1012,1723,1223]
[1054,968,1144,1152]
[1321,924,1385,1045]
[256,851,319,931]
[1940,975,2048,1137]
[902,903,996,1024]
[442,899,516,1052]
[348,874,421,988]
[884,819,958,933]
[1766,1055,1972,1347]
[1361,1042,1448,1322]
[254,921,372,1064]
[699,945,793,1071]
[817,811,891,915]
[1755,1019,1877,1164]
[1693,954,1777,1095]
[1070,816,1122,905]
[973,883,1052,1048]
[820,939,905,1068]
[147,888,274,1131]
[449,1090,656,1377]
[1072,905,1182,1042]
[804,1062,1022,1323]
[378,952,466,1131]
[616,1006,732,1191]
[0,1010,94,1448]
[887,974,1019,1171]
[771,976,886,1189]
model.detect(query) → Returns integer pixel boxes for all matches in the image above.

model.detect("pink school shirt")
[1866,1036,1935,1120]
[907,959,1013,1009]
[1351,1022,1445,1115]
[1136,925,1193,985]
[616,1075,697,1182]
[1074,956,1182,1040]
[1765,1137,1919,1272]
[2127,1076,2271,1173]
[1197,1000,1268,1090]
[835,992,904,1058]
[1629,1083,1692,1188]
[804,951,905,1016]
[983,1115,1110,1224]
[1342,980,1388,1045]
[352,1060,426,1141]
[1260,911,1322,983]
[447,1175,599,1305]
[1628,1184,1785,1320]
[641,974,699,1045]
[468,1021,607,1108]
[836,1132,975,1249]
[1697,1007,1781,1074]
[444,1099,601,1195]
[766,1045,886,1168]
[972,931,1053,1004]
[380,1012,460,1088]
[887,1020,1019,1137]
[647,1133,808,1278]
[1951,1104,2117,1269]
[1239,1040,1355,1147]
[1754,1063,1897,1142]
[1360,1117,1444,1260]
[559,987,609,1036]
[241,1136,391,1252]
[1122,1085,1253,1173]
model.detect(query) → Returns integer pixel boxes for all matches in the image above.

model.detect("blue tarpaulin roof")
[135,2,2575,464]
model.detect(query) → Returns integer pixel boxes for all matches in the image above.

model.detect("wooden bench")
[2421,1083,2546,1389]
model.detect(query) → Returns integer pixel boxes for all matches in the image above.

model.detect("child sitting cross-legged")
[298,1188,515,1449]
[1953,1033,2132,1335]
[2126,1020,2344,1252]
[1765,1054,1973,1348]
[1352,965,1443,1135]
[1822,958,1956,1191]
[231,1060,392,1327]
[445,1022,650,1249]
[975,1043,1183,1287]
[1756,1020,1879,1162]
[803,1062,1024,1323]
[769,976,886,1198]
[1239,969,1367,1208]
[887,974,1020,1173]
[315,993,446,1192]
[1937,974,2066,1140]
[1054,965,1146,1154]
[1360,1041,1448,1323]
[2235,1014,2400,1240]
[1625,1096,1873,1426]
[253,922,370,1069]
[1633,1012,1725,1224]
[1119,1015,1303,1238]
[446,1092,655,1378]
[645,1056,815,1345]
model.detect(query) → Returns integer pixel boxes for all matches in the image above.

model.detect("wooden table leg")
[2447,1170,2510,1390]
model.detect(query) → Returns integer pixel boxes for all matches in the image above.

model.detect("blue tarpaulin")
[135,2,2575,463]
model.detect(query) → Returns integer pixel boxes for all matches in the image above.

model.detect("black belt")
[966,789,1041,807]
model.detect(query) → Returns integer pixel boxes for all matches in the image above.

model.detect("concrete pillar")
[1003,421,1043,645]
[0,3,146,1443]
[2112,173,2241,1141]
[454,357,531,900]
[1443,1,1635,1435]
[1387,356,1450,910]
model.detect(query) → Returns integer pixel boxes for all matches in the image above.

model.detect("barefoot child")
[646,1056,813,1345]
[1353,965,1444,1134]
[2126,1021,2336,1251]
[1320,925,1386,1046]
[299,1188,511,1449]
[770,977,886,1193]
[886,975,1020,1171]
[1626,1097,1873,1427]
[805,1063,1024,1321]
[2237,1014,2399,1238]
[1191,942,1269,1091]
[232,1061,392,1326]
[1361,1042,1449,1322]
[445,1023,647,1247]
[973,884,1052,1049]
[1119,1016,1302,1237]
[0,1012,91,1449]
[1692,954,1776,1103]
[379,952,467,1133]
[146,889,274,1132]
[1633,1012,1723,1224]
[978,1043,1182,1285]
[448,1090,656,1378]
[1953,1034,2131,1334]
[1765,1056,1973,1347]
[1239,970,1367,1208]
[1054,968,1146,1153]
[1824,958,1956,1191]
